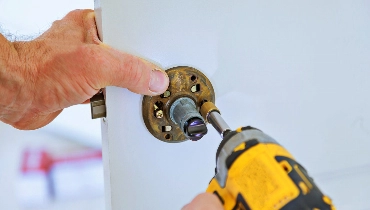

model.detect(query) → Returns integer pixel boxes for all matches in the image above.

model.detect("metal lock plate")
[142,66,215,143]
[90,90,106,119]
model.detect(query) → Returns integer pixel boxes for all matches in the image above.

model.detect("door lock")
[142,66,215,143]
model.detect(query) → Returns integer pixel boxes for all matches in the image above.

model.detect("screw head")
[156,110,164,119]
[162,90,171,98]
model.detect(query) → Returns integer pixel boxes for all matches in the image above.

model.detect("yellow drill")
[200,102,335,210]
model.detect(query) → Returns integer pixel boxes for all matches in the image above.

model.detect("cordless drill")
[200,102,335,210]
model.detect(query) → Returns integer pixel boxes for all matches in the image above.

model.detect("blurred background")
[0,0,105,209]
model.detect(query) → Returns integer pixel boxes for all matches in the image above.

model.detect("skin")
[182,193,224,210]
[0,9,222,209]
[0,9,169,130]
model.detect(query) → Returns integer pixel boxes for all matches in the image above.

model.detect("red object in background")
[18,148,104,206]
[21,149,53,174]
[50,149,104,201]
[20,149,102,174]
[52,150,102,164]
[18,149,53,207]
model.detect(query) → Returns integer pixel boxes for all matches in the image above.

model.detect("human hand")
[182,193,224,210]
[0,9,169,130]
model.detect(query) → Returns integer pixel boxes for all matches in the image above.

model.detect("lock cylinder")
[169,97,207,141]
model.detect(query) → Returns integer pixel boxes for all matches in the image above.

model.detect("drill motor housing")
[206,127,334,210]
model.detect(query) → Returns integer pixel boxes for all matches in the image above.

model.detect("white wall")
[97,0,370,209]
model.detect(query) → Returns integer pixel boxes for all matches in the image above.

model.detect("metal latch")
[90,90,106,119]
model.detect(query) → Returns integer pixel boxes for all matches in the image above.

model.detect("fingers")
[63,9,100,44]
[67,9,100,44]
[83,44,169,96]
[63,9,94,24]
[82,10,101,44]
[48,9,99,44]
[182,193,224,210]
[82,99,90,104]
[62,10,169,96]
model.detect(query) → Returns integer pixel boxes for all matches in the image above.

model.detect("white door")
[95,1,370,209]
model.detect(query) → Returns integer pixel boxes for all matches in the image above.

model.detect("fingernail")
[149,69,169,94]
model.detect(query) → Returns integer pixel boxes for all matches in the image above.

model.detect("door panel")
[95,1,370,209]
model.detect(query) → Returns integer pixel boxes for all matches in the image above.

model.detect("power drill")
[200,102,335,210]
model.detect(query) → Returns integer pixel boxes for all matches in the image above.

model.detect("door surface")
[95,1,370,209]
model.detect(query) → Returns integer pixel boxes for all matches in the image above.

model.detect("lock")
[142,66,215,143]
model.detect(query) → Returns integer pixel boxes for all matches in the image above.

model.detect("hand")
[0,9,169,130]
[182,193,223,210]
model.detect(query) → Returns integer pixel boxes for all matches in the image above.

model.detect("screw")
[156,110,164,119]
[161,90,171,98]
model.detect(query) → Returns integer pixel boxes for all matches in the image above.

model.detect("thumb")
[85,44,169,96]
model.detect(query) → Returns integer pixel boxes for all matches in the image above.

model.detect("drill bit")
[200,102,231,138]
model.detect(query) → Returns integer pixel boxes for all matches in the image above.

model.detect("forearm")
[1,9,168,130]
[0,34,15,71]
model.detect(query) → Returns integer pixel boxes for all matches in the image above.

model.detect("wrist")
[0,35,36,123]
[0,35,16,119]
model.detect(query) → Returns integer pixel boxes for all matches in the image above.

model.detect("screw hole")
[191,84,201,93]
[154,101,164,118]
[190,75,197,82]
[154,101,164,110]
[165,134,171,140]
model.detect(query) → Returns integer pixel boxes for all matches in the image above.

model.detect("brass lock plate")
[90,90,106,119]
[142,66,215,143]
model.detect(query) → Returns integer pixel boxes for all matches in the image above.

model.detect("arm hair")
[0,25,38,41]
[0,25,17,41]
